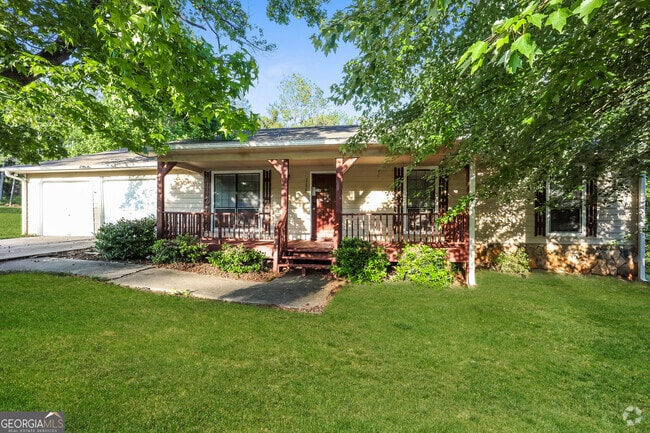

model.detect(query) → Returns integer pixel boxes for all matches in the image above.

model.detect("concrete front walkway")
[0,257,337,312]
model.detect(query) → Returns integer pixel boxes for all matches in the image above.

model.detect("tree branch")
[0,36,72,86]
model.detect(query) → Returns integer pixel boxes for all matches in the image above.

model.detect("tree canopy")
[315,0,649,199]
[0,0,326,162]
[261,73,356,128]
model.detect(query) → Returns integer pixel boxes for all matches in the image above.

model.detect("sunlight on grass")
[0,271,648,432]
[0,206,21,239]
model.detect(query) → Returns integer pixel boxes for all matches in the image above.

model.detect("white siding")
[342,164,394,213]
[288,165,313,240]
[102,177,156,223]
[474,172,638,246]
[165,171,204,212]
[475,196,528,245]
[448,171,467,209]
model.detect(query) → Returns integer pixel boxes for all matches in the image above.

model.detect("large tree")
[0,0,326,162]
[261,73,356,127]
[315,0,649,200]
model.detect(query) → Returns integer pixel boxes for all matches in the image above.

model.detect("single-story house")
[3,126,646,284]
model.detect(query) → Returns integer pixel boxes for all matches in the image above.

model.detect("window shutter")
[394,167,404,238]
[534,187,546,236]
[394,167,404,212]
[586,179,597,237]
[263,170,272,213]
[263,170,272,235]
[203,171,211,213]
[438,175,449,214]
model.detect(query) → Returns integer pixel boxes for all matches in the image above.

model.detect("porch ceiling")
[162,143,447,172]
[173,156,406,172]
[161,144,380,162]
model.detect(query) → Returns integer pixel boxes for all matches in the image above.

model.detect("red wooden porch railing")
[161,211,273,241]
[162,211,468,245]
[341,212,468,245]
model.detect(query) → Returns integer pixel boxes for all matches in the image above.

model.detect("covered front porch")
[153,126,475,282]
[158,209,469,278]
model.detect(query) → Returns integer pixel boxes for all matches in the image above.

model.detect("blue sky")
[242,1,358,118]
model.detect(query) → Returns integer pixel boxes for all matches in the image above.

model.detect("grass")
[1,270,649,432]
[0,205,21,239]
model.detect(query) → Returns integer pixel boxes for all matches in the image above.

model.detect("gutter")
[3,170,22,183]
[3,164,157,175]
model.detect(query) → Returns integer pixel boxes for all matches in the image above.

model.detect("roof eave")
[1,163,157,174]
[166,138,368,152]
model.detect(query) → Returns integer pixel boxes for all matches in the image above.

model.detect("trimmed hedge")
[95,217,156,261]
[151,235,207,264]
[395,244,455,289]
[332,238,389,283]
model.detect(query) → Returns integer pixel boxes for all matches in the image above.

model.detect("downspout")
[639,174,646,281]
[4,171,26,235]
[467,163,477,286]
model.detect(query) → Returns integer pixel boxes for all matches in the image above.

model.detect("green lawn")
[0,206,21,239]
[1,271,648,432]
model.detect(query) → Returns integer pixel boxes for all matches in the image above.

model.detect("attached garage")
[2,149,158,236]
[42,181,95,236]
[102,178,156,224]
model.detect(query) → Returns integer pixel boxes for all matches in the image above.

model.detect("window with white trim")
[404,168,438,233]
[213,173,261,213]
[405,169,438,214]
[547,182,585,235]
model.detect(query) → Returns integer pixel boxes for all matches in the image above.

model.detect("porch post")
[203,171,211,240]
[269,159,289,272]
[467,163,477,286]
[156,161,177,238]
[638,174,646,281]
[334,157,358,248]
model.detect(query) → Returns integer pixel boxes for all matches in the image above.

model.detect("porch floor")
[286,240,335,253]
[203,240,334,253]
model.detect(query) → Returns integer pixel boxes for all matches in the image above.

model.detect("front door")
[311,173,336,241]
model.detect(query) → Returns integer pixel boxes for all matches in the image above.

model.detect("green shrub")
[208,244,267,274]
[331,238,389,283]
[176,235,208,263]
[395,244,454,289]
[151,239,180,264]
[493,250,531,276]
[95,217,156,261]
[151,235,207,264]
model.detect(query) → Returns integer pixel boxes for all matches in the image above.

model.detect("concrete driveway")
[0,236,96,261]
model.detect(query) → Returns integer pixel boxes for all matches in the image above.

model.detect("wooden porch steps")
[278,241,334,276]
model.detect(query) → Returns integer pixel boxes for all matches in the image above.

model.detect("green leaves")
[314,0,650,203]
[0,0,325,162]
[456,0,606,74]
[546,8,572,32]
[573,0,604,23]
[458,40,488,73]
[511,33,538,67]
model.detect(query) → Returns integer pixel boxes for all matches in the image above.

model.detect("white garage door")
[103,178,156,224]
[42,181,94,236]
